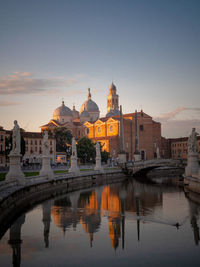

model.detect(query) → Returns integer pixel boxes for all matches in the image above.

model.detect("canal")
[0,178,200,266]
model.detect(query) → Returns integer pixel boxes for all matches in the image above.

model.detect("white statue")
[96,142,101,158]
[43,131,49,156]
[71,137,77,158]
[69,137,79,174]
[188,128,199,154]
[12,120,21,154]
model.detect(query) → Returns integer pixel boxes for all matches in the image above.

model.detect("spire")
[73,103,75,111]
[88,88,91,100]
[62,100,65,106]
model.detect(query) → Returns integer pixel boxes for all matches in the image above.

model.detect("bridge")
[122,158,185,176]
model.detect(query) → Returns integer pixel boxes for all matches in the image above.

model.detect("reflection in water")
[42,201,51,248]
[8,214,25,267]
[1,180,200,266]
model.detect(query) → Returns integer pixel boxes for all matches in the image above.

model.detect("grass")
[0,167,118,182]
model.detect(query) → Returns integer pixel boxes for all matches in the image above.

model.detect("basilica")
[41,83,163,161]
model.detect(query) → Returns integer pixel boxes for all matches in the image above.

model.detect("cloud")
[156,107,185,120]
[155,107,200,122]
[154,107,200,138]
[0,72,78,95]
[0,100,21,107]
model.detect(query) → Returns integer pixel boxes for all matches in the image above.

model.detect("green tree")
[53,127,73,152]
[101,150,110,163]
[77,137,96,163]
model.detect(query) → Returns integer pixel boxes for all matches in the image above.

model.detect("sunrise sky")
[0,0,200,137]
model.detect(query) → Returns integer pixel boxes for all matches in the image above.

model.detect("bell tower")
[107,82,119,113]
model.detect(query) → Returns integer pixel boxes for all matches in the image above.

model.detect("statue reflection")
[187,193,200,245]
[42,200,52,248]
[8,213,25,267]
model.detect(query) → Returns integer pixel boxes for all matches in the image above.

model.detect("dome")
[80,88,99,113]
[80,109,90,118]
[106,109,120,118]
[80,109,90,123]
[53,101,73,117]
[72,105,79,119]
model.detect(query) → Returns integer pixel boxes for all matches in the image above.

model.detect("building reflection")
[50,181,163,250]
[8,214,25,267]
[51,192,81,234]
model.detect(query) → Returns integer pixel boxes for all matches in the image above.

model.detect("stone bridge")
[123,159,184,176]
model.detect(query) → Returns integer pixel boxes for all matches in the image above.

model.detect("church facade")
[40,83,163,160]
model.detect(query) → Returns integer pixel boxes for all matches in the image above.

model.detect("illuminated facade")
[40,83,162,160]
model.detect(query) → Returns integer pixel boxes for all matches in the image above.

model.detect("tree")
[53,127,73,152]
[101,150,110,163]
[77,137,96,163]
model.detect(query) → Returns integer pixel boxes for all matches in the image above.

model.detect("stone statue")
[188,128,199,154]
[71,137,77,157]
[96,142,101,158]
[69,137,79,174]
[12,120,21,154]
[43,131,49,156]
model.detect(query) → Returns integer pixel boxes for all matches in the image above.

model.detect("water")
[0,179,200,267]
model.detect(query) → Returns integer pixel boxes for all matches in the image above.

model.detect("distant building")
[169,136,200,160]
[22,132,56,164]
[84,110,162,161]
[4,131,56,165]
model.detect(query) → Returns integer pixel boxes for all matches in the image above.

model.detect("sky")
[0,0,200,138]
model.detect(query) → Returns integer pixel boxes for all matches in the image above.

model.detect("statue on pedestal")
[96,142,101,158]
[6,120,25,184]
[43,131,49,156]
[188,128,199,154]
[40,130,54,179]
[94,142,104,172]
[185,128,199,177]
[69,137,80,174]
[12,120,21,155]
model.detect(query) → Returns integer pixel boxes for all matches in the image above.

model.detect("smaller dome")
[80,109,90,118]
[106,109,120,118]
[72,105,79,119]
[53,101,73,117]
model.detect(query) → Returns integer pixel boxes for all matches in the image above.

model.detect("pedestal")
[185,152,199,177]
[40,156,54,179]
[69,157,80,174]
[6,153,25,185]
[94,156,104,173]
[118,153,127,164]
[134,153,141,162]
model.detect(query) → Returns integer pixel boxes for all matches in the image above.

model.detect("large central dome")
[80,89,100,122]
[53,101,73,123]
